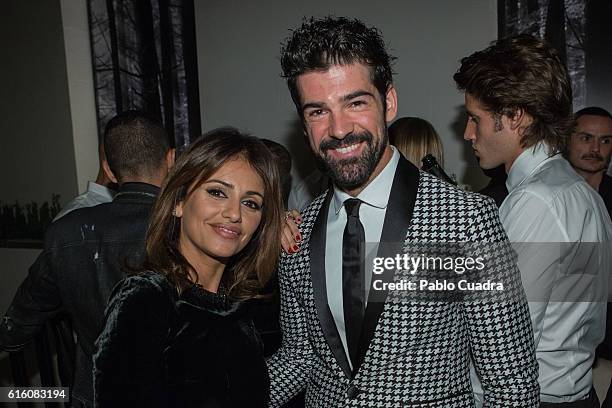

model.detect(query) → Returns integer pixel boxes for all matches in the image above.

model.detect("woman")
[388,116,444,168]
[93,127,283,407]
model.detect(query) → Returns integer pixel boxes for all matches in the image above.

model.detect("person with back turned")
[0,110,174,407]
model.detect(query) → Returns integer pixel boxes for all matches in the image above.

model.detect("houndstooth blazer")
[267,157,539,407]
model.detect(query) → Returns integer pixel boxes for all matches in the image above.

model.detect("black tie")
[342,198,365,368]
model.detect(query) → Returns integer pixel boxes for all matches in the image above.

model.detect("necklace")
[194,281,228,302]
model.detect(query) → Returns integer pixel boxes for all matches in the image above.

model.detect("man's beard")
[315,130,388,190]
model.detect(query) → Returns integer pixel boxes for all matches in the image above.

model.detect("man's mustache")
[581,154,604,161]
[319,132,372,153]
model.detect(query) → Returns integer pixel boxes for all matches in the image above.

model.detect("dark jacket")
[0,182,159,406]
[597,174,612,361]
[93,271,270,407]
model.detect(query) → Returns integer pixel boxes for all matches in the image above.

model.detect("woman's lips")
[212,224,241,239]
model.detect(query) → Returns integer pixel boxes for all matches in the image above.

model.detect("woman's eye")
[206,188,226,198]
[242,200,261,210]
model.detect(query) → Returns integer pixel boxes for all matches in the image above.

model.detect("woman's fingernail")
[292,245,299,252]
[295,234,301,241]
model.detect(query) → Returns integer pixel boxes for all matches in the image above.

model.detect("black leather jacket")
[0,182,159,406]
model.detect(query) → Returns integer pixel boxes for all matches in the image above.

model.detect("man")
[288,168,329,211]
[455,35,612,407]
[261,138,293,207]
[268,17,539,407]
[565,107,612,407]
[53,139,116,221]
[566,107,612,214]
[0,111,174,407]
[254,139,293,357]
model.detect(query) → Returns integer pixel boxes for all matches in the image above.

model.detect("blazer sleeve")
[0,250,62,352]
[93,274,171,408]
[461,197,540,407]
[266,251,315,407]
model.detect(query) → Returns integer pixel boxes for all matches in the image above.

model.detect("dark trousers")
[540,388,599,408]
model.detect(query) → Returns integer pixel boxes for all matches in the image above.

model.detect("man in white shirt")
[455,34,612,407]
[53,141,116,221]
[287,169,329,212]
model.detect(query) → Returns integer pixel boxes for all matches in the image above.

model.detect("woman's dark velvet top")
[93,271,269,407]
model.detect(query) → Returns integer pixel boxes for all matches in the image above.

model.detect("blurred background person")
[565,106,612,214]
[389,116,457,186]
[388,116,444,168]
[53,138,117,221]
[261,139,292,208]
[255,138,292,357]
[478,164,508,207]
[564,106,612,407]
[287,168,329,212]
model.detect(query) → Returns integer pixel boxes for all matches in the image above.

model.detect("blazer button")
[346,385,361,399]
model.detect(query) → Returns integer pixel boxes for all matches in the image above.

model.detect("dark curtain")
[585,1,612,108]
[497,0,589,109]
[87,0,201,150]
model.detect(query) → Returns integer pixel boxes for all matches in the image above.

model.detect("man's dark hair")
[575,106,612,120]
[280,16,395,117]
[454,34,573,153]
[104,110,171,182]
[260,139,292,205]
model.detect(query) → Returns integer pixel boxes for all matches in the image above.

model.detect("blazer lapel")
[309,189,353,379]
[353,156,420,374]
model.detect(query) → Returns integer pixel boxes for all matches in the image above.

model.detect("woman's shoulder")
[108,270,175,310]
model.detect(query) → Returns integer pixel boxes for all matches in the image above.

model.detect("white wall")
[60,0,100,194]
[195,0,497,189]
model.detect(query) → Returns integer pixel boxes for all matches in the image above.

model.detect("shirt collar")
[332,146,400,214]
[113,182,160,201]
[506,142,555,192]
[87,181,115,199]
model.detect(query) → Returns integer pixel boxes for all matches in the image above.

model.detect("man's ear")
[505,107,531,131]
[385,85,398,123]
[166,148,176,169]
[102,160,118,184]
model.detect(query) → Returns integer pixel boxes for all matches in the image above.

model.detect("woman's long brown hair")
[144,127,283,300]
